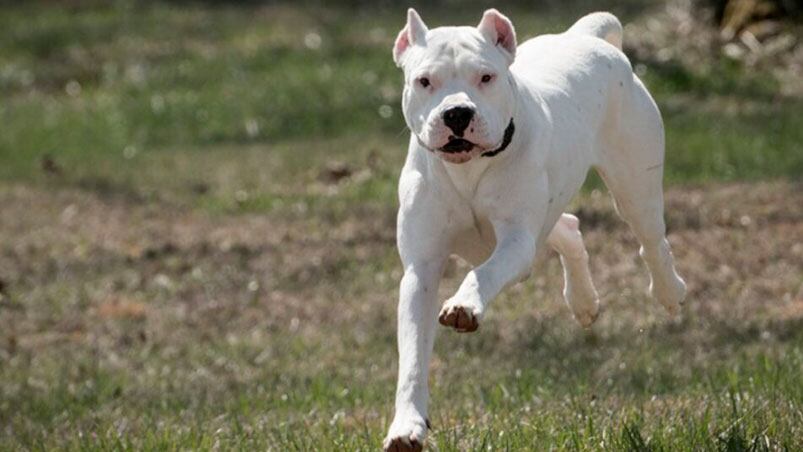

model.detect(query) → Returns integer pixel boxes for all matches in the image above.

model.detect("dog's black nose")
[442,106,474,137]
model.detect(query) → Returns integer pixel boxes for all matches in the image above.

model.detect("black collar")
[481,119,515,158]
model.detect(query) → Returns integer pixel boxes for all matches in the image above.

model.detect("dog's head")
[393,9,517,164]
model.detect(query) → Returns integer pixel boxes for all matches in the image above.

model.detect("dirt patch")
[0,181,800,358]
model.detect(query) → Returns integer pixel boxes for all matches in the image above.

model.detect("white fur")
[384,10,687,451]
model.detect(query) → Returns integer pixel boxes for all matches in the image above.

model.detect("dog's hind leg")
[595,77,686,315]
[599,164,686,316]
[547,213,600,327]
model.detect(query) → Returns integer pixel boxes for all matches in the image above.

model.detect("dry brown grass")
[1,180,800,359]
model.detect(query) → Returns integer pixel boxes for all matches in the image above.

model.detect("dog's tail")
[567,12,623,50]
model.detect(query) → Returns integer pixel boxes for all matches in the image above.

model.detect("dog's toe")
[438,308,456,328]
[456,308,479,332]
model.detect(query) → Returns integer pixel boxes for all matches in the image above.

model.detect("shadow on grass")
[535,314,801,391]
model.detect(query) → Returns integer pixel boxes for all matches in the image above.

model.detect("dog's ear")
[477,9,516,63]
[393,8,428,67]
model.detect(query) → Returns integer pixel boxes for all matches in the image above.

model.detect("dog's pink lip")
[438,149,474,164]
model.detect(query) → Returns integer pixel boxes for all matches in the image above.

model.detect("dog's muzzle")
[419,118,516,160]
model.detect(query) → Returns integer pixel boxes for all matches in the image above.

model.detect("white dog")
[385,8,687,451]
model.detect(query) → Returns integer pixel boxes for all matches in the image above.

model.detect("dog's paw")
[566,286,600,328]
[650,273,686,317]
[383,414,429,452]
[573,301,599,328]
[439,296,482,333]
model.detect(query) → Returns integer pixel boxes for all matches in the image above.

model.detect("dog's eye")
[480,74,494,84]
[418,77,430,88]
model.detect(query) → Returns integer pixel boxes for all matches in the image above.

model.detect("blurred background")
[0,0,801,449]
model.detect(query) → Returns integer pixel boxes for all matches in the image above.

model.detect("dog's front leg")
[439,221,537,332]
[384,207,449,451]
[384,262,443,451]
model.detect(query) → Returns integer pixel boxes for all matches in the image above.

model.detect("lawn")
[0,1,801,450]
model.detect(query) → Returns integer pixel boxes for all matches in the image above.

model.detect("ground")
[2,181,801,450]
[0,1,801,450]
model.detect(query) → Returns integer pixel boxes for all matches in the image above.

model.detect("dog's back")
[512,13,660,167]
[513,12,631,122]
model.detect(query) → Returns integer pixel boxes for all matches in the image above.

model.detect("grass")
[0,1,801,450]
[2,180,801,450]
[0,2,801,198]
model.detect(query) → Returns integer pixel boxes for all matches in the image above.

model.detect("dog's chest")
[450,212,495,265]
[436,159,503,263]
[438,189,497,265]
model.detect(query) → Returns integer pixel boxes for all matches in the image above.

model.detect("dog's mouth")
[439,138,476,154]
